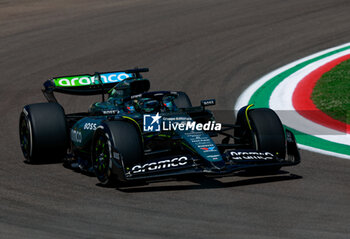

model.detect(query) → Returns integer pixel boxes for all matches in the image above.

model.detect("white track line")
[235,42,350,110]
[270,49,350,146]
[234,42,350,159]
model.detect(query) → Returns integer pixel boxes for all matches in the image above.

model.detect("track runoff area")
[235,42,350,159]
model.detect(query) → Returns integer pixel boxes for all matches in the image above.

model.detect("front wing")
[113,129,301,182]
[120,151,300,181]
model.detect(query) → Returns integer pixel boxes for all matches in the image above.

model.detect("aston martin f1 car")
[19,68,300,186]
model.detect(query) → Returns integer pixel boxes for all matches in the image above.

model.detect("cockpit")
[122,94,178,114]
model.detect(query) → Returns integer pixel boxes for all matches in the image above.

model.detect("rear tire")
[19,103,68,163]
[91,120,143,186]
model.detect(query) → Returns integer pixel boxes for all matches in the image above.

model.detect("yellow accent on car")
[181,142,196,153]
[245,104,254,130]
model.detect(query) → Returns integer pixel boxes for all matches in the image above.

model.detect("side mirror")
[201,99,216,107]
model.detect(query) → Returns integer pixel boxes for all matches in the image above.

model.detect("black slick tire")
[248,108,286,158]
[19,103,68,163]
[91,120,143,186]
[248,108,286,172]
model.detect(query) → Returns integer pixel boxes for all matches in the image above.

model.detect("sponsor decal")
[102,110,119,115]
[83,123,97,130]
[54,72,132,87]
[230,151,274,160]
[131,156,188,174]
[131,94,142,99]
[201,146,215,151]
[70,129,82,143]
[207,155,221,160]
[143,113,221,132]
[201,99,216,106]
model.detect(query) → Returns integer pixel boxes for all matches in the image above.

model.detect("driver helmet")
[124,101,137,113]
[162,96,177,111]
[139,98,160,113]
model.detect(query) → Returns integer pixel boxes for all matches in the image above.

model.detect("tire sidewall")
[91,127,115,185]
[248,108,286,159]
[19,103,68,163]
[91,120,143,185]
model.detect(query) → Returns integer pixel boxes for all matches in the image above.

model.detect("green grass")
[312,59,350,124]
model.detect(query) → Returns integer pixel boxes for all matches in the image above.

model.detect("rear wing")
[42,68,149,103]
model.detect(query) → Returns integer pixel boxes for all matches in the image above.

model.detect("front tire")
[91,120,143,186]
[235,107,286,173]
[248,108,286,173]
[248,108,286,158]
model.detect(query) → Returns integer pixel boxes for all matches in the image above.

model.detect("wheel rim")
[19,114,31,159]
[93,134,111,182]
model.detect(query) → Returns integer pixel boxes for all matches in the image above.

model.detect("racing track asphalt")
[1,0,350,238]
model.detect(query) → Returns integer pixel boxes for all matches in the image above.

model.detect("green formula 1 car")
[19,68,300,186]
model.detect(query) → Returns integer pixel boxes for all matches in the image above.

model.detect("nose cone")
[180,129,224,164]
[209,160,226,170]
